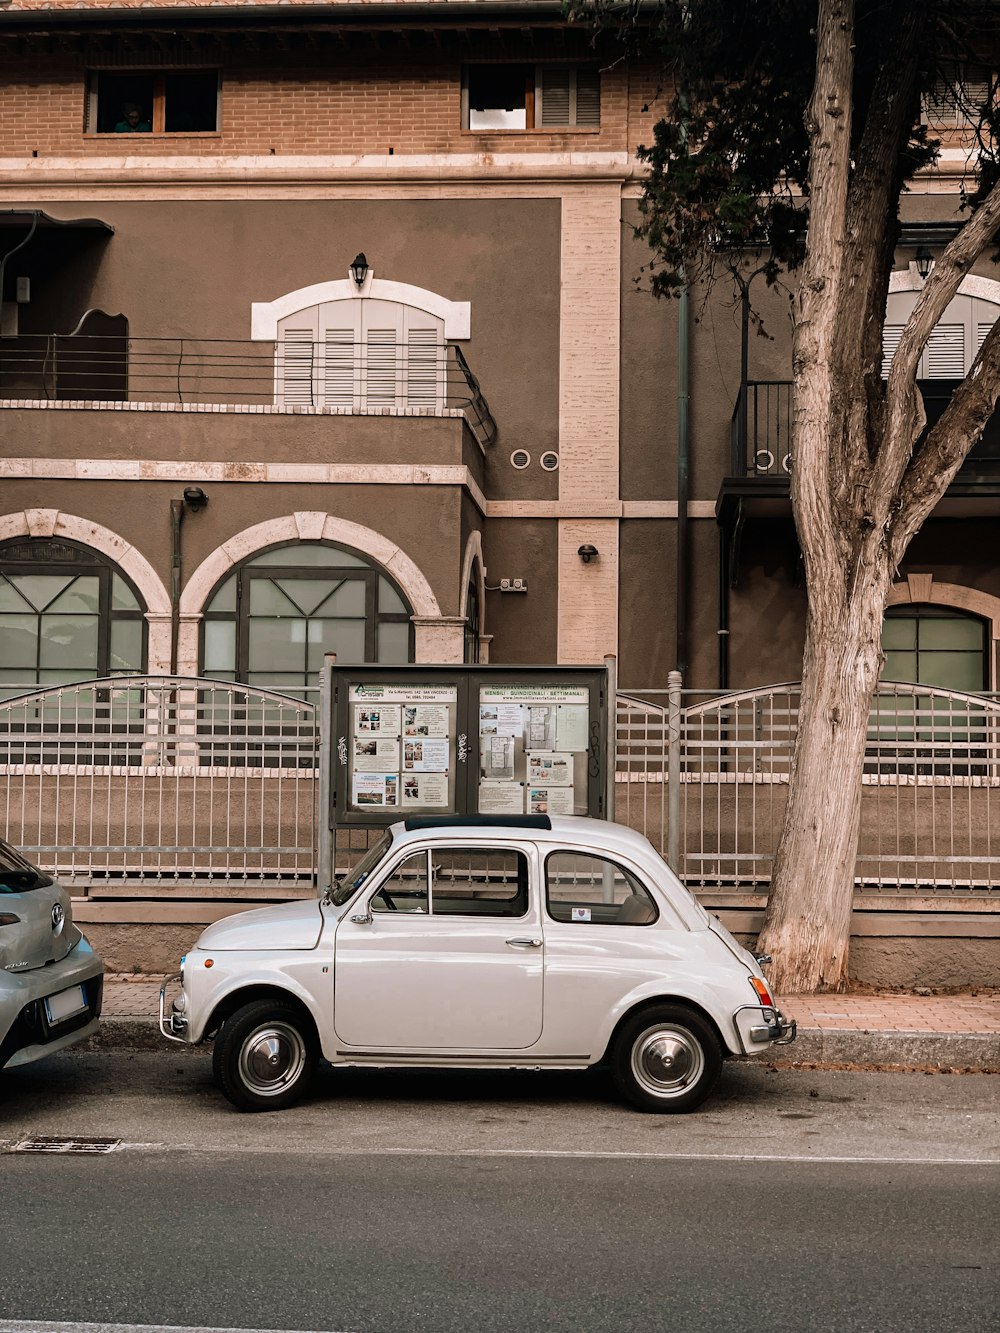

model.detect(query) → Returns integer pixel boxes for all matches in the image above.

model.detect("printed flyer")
[479,781,525,815]
[352,773,399,807]
[402,773,449,806]
[403,738,450,773]
[528,786,574,815]
[527,751,573,786]
[353,738,401,772]
[354,704,402,736]
[483,734,515,780]
[403,704,450,738]
[555,704,590,752]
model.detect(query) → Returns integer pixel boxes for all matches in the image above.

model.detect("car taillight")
[0,912,20,926]
[749,975,775,1008]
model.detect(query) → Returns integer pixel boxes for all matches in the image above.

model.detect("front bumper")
[0,937,104,1069]
[159,971,189,1043]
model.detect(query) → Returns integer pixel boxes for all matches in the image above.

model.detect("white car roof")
[388,815,659,860]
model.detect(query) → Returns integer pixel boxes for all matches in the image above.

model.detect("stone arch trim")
[889,265,1000,305]
[460,531,486,622]
[887,576,1000,689]
[179,513,442,619]
[0,509,170,616]
[251,274,471,341]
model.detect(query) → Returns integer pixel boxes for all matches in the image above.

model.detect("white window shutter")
[276,314,317,406]
[403,309,445,408]
[925,323,966,377]
[881,324,905,378]
[321,327,357,407]
[977,321,996,355]
[363,307,402,408]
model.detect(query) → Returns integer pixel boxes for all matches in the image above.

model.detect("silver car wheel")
[630,1024,706,1099]
[237,1021,308,1098]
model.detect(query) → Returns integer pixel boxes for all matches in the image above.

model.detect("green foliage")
[568,0,999,295]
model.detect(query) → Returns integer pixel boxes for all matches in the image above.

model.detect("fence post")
[667,669,683,871]
[317,654,335,895]
[604,653,617,823]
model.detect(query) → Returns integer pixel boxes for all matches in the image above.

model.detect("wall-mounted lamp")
[577,544,599,564]
[350,253,370,288]
[914,246,934,280]
[182,485,209,512]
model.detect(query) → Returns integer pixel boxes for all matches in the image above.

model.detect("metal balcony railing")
[0,334,497,448]
[731,378,1000,479]
[730,381,794,478]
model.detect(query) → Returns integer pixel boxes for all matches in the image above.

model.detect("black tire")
[611,1004,722,1114]
[213,999,317,1112]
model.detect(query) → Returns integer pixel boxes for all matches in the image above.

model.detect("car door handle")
[506,937,542,948]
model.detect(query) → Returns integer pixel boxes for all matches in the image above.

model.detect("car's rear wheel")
[611,1004,722,1113]
[213,999,317,1112]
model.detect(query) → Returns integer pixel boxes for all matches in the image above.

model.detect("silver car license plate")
[44,984,88,1025]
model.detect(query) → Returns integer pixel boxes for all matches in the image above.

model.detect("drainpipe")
[170,486,209,675]
[170,498,186,676]
[676,278,690,677]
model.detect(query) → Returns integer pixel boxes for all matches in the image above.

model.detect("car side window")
[370,851,429,913]
[431,847,528,918]
[545,851,658,926]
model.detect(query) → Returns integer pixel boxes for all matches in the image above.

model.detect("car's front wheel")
[213,999,317,1112]
[611,1004,722,1113]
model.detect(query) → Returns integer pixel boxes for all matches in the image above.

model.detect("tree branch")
[889,318,1000,562]
[874,176,1000,506]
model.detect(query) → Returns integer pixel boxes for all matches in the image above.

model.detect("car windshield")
[0,838,53,893]
[329,831,392,906]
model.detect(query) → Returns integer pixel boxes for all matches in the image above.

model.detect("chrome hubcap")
[631,1025,704,1099]
[238,1022,306,1097]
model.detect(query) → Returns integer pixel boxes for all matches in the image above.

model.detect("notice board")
[322,663,610,830]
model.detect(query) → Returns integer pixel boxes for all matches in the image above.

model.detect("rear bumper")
[732,1003,797,1054]
[0,937,104,1068]
[749,1012,797,1045]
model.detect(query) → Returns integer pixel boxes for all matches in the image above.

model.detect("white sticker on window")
[571,906,592,923]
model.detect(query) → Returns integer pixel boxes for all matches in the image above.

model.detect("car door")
[333,841,543,1051]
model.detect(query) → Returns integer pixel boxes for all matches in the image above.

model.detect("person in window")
[114,103,151,133]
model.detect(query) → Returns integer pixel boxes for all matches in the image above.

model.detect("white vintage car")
[160,815,795,1113]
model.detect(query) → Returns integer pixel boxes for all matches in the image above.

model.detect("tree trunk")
[756,566,889,993]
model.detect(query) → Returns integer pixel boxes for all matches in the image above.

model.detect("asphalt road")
[1,1053,998,1333]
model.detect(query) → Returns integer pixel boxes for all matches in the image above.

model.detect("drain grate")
[9,1136,121,1154]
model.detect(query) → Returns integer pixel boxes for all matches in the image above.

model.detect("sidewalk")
[96,976,1000,1070]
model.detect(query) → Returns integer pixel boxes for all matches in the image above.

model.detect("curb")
[788,1027,999,1070]
[86,1017,1000,1070]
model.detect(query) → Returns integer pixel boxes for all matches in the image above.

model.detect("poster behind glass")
[348,684,458,814]
[478,684,591,816]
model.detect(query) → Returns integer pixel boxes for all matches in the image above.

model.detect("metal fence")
[0,677,317,896]
[617,676,1000,895]
[1,674,998,899]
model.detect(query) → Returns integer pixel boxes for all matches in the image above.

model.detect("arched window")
[201,542,413,696]
[0,539,146,699]
[278,298,446,411]
[464,574,481,664]
[882,605,988,692]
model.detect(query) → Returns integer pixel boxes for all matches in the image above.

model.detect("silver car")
[0,837,104,1069]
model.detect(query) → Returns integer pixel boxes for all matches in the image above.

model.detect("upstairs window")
[463,64,600,130]
[88,69,220,134]
[277,298,446,411]
[922,62,994,129]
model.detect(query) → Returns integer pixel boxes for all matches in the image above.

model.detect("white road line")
[0,1323,355,1333]
[108,1144,1000,1166]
